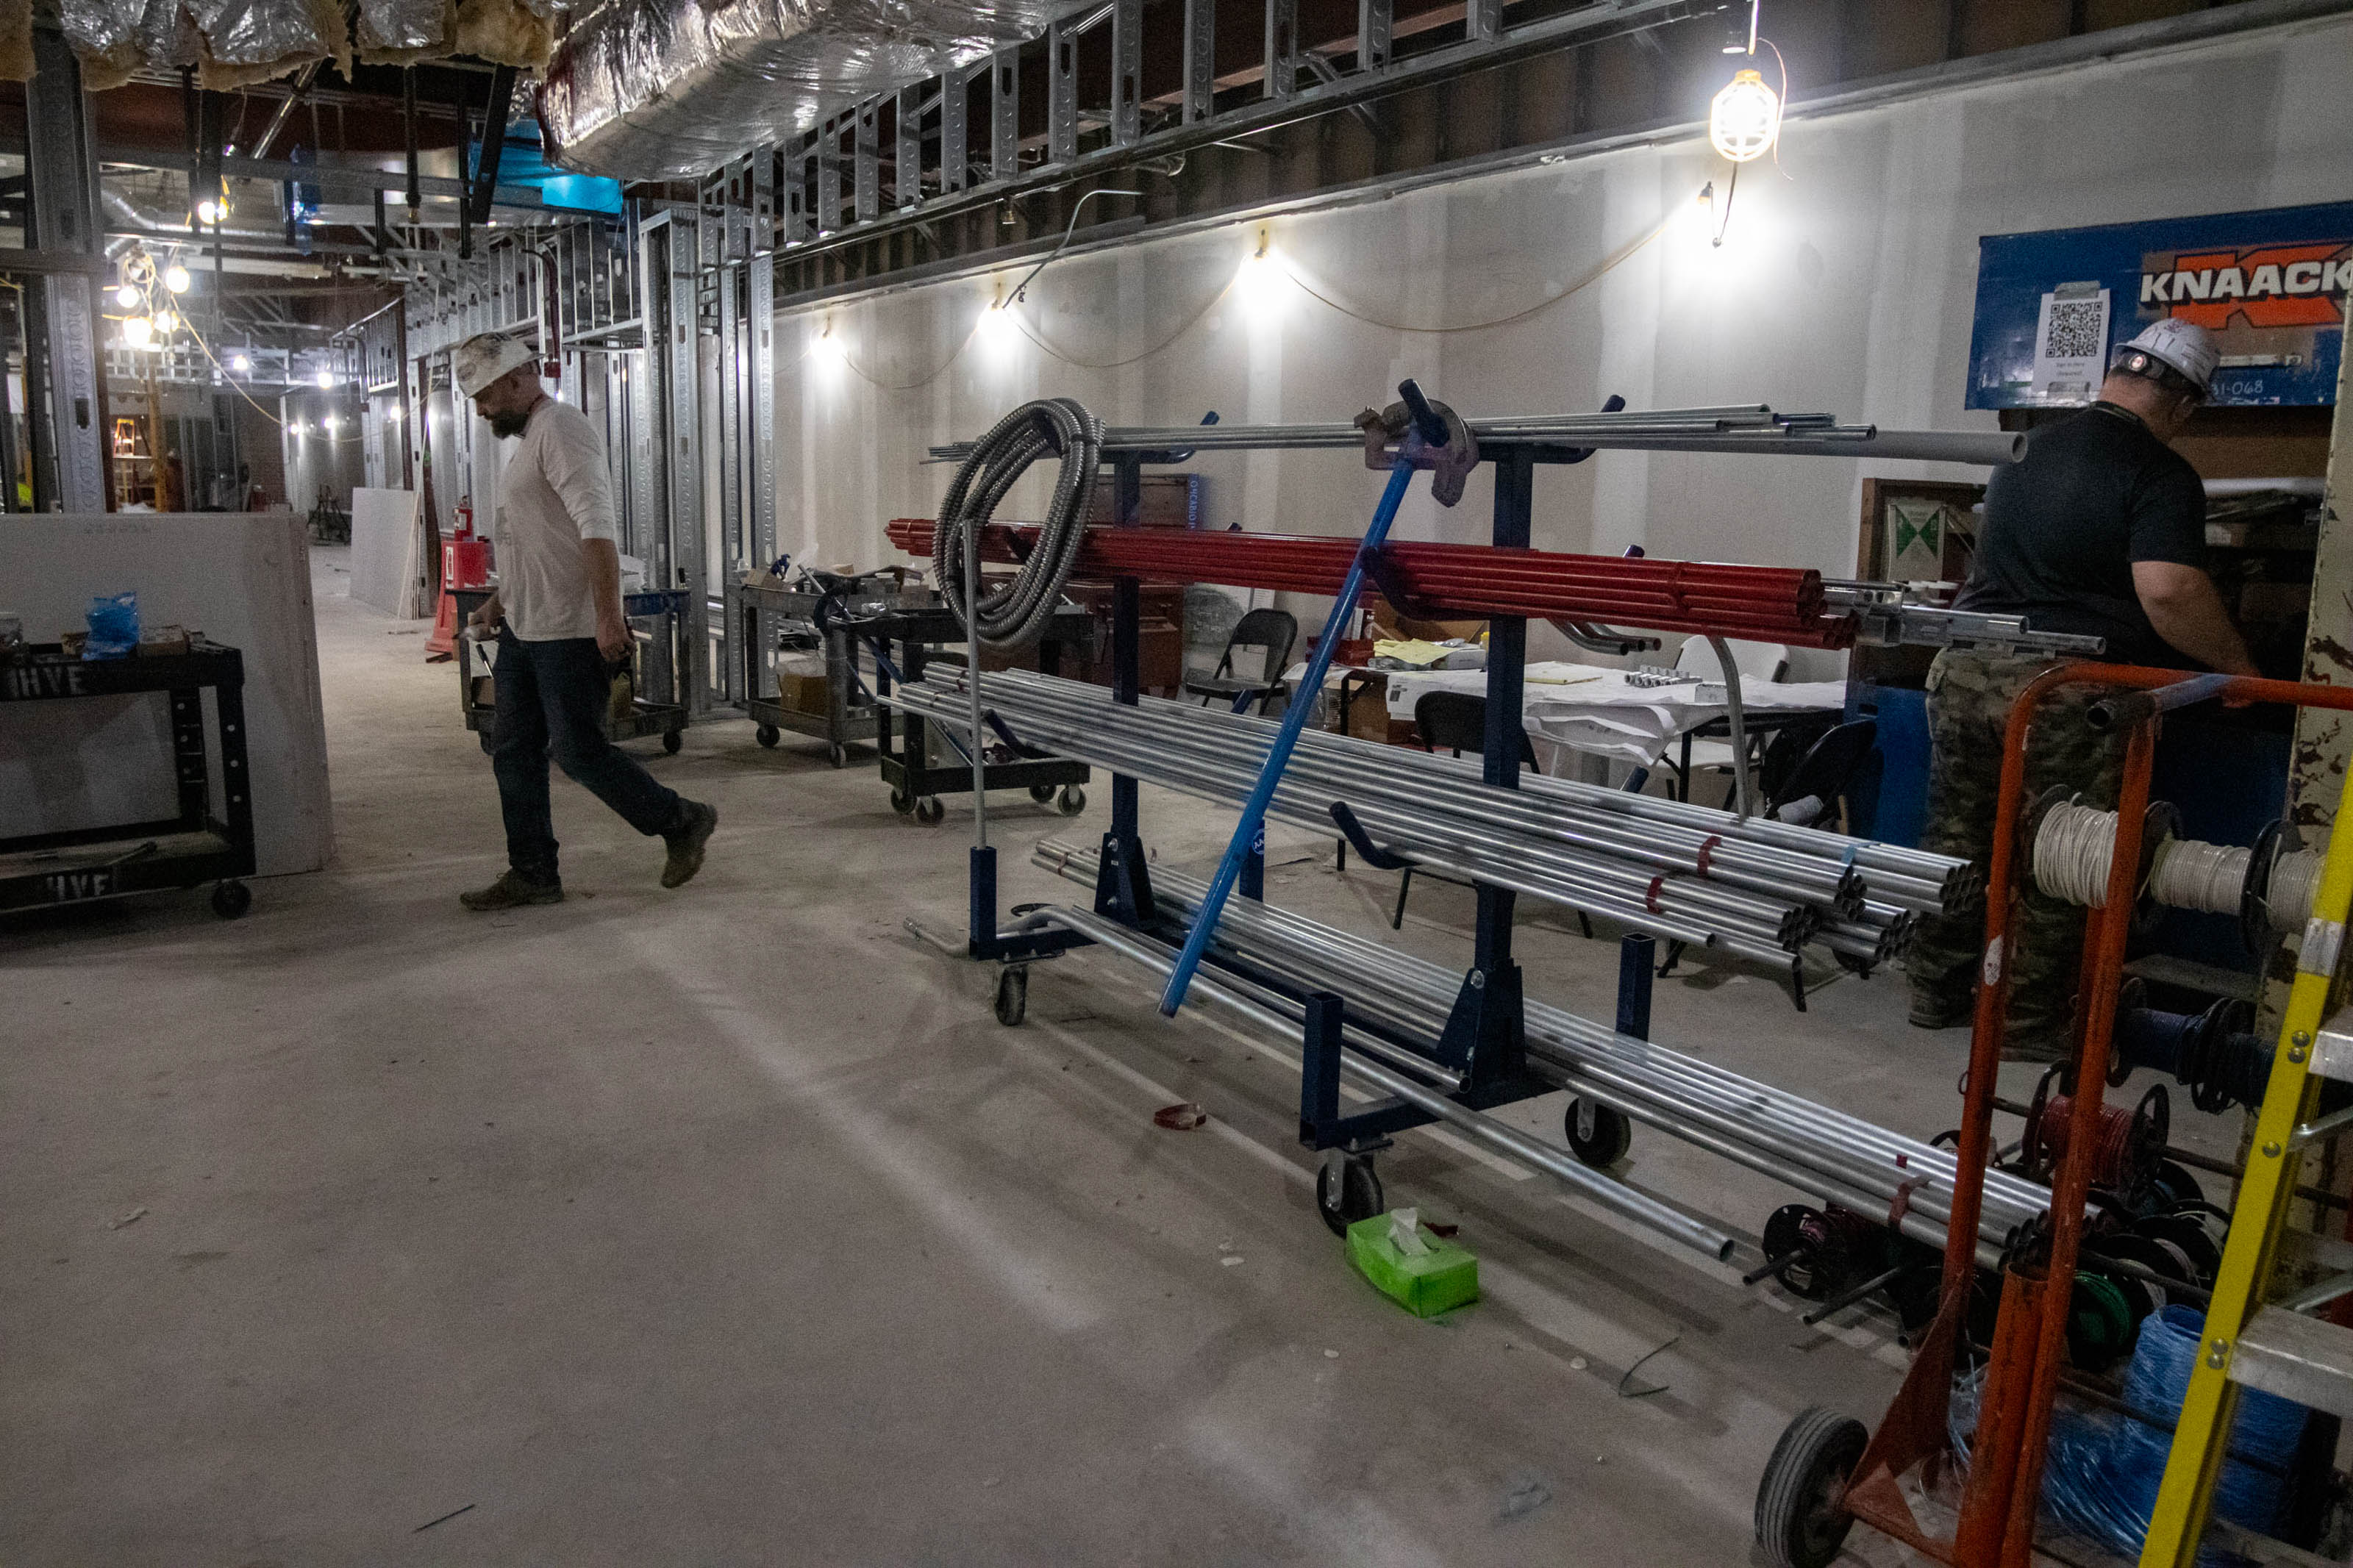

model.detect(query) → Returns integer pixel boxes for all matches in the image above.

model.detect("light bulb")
[813,323,846,364]
[315,368,335,389]
[230,354,250,373]
[123,315,152,348]
[324,415,340,432]
[1709,68,1781,163]
[153,309,177,334]
[115,283,140,309]
[977,297,1020,347]
[1234,236,1288,319]
[165,264,190,294]
[196,198,224,225]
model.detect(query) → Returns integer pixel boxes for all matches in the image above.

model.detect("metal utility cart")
[0,639,257,920]
[724,575,890,767]
[870,598,1093,824]
[451,586,691,755]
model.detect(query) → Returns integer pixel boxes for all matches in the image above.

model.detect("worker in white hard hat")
[1906,318,2257,1056]
[450,329,718,911]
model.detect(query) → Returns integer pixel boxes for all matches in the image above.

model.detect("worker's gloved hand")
[465,599,501,638]
[1352,398,1479,507]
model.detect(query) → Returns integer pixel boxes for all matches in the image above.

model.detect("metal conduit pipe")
[958,673,1864,908]
[1033,842,2052,1247]
[902,684,1822,956]
[901,673,1879,926]
[1033,903,1739,1261]
[936,667,1963,913]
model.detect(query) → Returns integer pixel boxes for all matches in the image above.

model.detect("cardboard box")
[778,670,832,716]
[136,626,191,656]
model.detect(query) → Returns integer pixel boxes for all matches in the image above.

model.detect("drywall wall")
[0,512,334,877]
[770,10,2353,675]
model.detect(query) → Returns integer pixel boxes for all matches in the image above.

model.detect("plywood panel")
[0,512,333,877]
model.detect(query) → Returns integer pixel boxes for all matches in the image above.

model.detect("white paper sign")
[2030,283,2112,404]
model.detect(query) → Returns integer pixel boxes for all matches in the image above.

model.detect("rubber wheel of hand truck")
[755,725,780,748]
[890,788,917,816]
[1564,1098,1632,1168]
[828,743,847,768]
[210,880,252,920]
[993,966,1028,1027]
[663,729,683,755]
[1029,784,1057,804]
[1055,785,1086,816]
[1315,1154,1383,1238]
[1754,1406,1868,1568]
[915,796,945,825]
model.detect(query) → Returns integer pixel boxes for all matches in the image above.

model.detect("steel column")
[25,26,107,513]
[1112,0,1144,144]
[1184,0,1217,121]
[749,156,777,570]
[1049,17,1081,165]
[990,49,1021,182]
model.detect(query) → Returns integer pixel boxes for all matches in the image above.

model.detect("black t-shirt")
[1952,403,2208,667]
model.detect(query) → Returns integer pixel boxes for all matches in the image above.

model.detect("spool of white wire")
[2148,836,2251,917]
[2268,848,2325,933]
[2032,800,2129,909]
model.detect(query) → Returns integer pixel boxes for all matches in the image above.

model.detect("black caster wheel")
[1029,784,1057,804]
[1564,1098,1632,1167]
[1315,1153,1384,1238]
[915,797,945,825]
[663,729,683,754]
[1754,1407,1868,1568]
[828,743,847,768]
[1054,784,1086,817]
[994,966,1029,1027]
[755,725,780,748]
[210,880,252,920]
[890,788,917,816]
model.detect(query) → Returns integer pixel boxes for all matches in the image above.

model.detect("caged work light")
[1709,68,1780,163]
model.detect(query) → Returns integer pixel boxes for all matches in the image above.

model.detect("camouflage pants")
[1904,651,2127,1049]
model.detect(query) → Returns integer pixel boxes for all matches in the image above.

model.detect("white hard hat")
[2113,319,2218,399]
[454,330,537,398]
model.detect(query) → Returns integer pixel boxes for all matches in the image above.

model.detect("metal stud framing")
[816,118,843,235]
[1112,0,1144,145]
[894,85,924,207]
[1049,15,1081,165]
[1265,0,1299,99]
[941,67,969,193]
[1184,0,1218,122]
[854,99,879,224]
[1359,0,1393,70]
[990,48,1021,183]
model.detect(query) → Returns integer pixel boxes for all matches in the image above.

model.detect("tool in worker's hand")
[1158,379,1468,1017]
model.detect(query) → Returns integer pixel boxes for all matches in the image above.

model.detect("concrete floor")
[4,549,2235,1565]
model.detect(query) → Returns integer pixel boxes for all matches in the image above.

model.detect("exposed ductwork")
[50,0,561,90]
[539,0,1074,181]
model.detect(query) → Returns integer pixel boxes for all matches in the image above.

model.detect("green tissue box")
[1346,1213,1479,1317]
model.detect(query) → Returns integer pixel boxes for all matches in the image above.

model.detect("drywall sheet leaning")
[350,487,426,618]
[0,512,333,877]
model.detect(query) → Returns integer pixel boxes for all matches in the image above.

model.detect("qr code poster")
[2029,285,2111,404]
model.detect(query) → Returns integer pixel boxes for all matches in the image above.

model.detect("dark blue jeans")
[491,628,682,884]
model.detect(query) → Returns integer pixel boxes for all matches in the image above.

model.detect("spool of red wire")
[2032,1084,2168,1195]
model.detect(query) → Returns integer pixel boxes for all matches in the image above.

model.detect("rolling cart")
[451,587,691,756]
[726,577,890,767]
[868,598,1094,823]
[0,639,257,920]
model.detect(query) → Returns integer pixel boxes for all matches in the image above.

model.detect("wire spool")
[2024,1070,2169,1199]
[2111,979,2265,1114]
[2067,1272,2142,1372]
[2027,792,2177,923]
[934,398,1104,650]
[1759,1203,1885,1301]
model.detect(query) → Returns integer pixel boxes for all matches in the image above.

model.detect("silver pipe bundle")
[1034,841,2043,1265]
[927,406,2024,468]
[890,668,1959,967]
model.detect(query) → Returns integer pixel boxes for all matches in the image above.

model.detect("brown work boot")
[661,801,718,889]
[460,869,565,911]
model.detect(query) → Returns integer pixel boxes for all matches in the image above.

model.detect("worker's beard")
[488,409,529,439]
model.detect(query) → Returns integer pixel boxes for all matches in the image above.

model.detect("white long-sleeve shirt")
[492,397,620,642]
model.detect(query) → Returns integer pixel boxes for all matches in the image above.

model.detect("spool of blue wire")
[1951,1305,2305,1564]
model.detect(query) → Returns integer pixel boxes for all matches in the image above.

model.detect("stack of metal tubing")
[888,668,1972,970]
[925,405,2026,468]
[1030,841,2050,1266]
[885,518,1853,649]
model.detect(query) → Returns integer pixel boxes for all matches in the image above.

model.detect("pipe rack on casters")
[897,382,2052,1253]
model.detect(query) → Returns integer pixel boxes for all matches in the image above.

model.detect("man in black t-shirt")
[1906,320,2257,1056]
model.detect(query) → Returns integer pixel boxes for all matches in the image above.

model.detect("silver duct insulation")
[540,0,1072,179]
[57,0,558,86]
